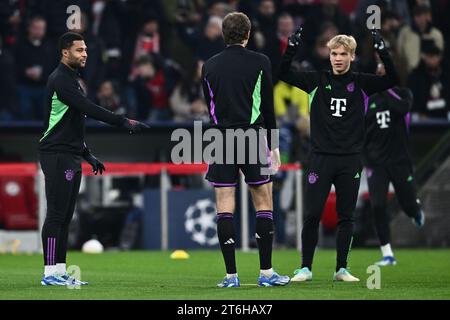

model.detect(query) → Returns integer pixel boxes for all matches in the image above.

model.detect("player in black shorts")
[280,28,398,281]
[364,63,425,266]
[38,32,147,286]
[202,12,289,287]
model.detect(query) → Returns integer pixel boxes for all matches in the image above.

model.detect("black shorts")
[205,128,272,187]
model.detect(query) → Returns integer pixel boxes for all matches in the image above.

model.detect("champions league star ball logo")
[184,199,218,246]
[308,172,319,184]
[65,169,74,181]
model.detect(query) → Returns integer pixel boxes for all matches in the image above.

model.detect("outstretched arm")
[54,75,126,126]
[54,75,149,133]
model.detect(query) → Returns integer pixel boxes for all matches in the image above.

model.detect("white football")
[82,239,104,254]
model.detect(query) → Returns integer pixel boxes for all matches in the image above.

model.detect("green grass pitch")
[1,249,449,300]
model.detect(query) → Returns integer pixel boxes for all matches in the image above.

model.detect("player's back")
[202,45,271,129]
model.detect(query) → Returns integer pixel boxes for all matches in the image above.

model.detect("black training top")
[279,45,398,155]
[363,87,413,166]
[201,45,277,138]
[39,63,125,155]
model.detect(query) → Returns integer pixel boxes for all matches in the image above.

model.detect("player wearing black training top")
[364,65,425,267]
[39,32,147,286]
[202,12,289,288]
[280,29,398,282]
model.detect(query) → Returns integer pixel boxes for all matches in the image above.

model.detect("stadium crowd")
[0,0,448,126]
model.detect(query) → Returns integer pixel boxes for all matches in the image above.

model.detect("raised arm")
[359,29,399,96]
[278,28,319,92]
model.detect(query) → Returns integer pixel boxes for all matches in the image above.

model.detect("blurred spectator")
[397,4,444,74]
[72,12,106,100]
[129,55,172,121]
[301,24,337,71]
[174,0,205,29]
[14,16,55,120]
[274,81,308,123]
[96,80,127,115]
[357,10,403,75]
[407,40,449,120]
[0,0,22,48]
[249,0,277,52]
[34,0,90,39]
[88,0,122,79]
[170,60,208,122]
[0,38,16,120]
[264,12,296,81]
[128,15,161,81]
[302,0,352,48]
[207,1,234,19]
[176,14,225,61]
[355,0,411,27]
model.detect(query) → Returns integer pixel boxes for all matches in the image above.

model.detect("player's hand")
[288,27,303,47]
[270,148,281,174]
[123,118,149,134]
[371,28,386,51]
[84,153,105,175]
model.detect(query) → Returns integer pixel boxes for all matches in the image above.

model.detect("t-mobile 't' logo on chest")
[330,98,347,117]
[376,110,391,129]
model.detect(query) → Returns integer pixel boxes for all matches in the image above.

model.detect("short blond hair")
[327,35,357,55]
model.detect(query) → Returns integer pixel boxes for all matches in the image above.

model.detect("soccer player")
[202,12,290,287]
[364,64,425,266]
[279,28,398,281]
[39,32,148,286]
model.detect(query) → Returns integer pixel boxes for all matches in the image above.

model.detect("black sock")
[256,211,274,270]
[56,224,69,264]
[372,205,390,246]
[301,217,321,271]
[336,217,354,272]
[216,213,236,274]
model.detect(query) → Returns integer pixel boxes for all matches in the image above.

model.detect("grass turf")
[0,249,449,300]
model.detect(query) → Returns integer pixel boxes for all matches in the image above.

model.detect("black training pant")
[366,162,421,246]
[39,152,82,266]
[301,153,362,271]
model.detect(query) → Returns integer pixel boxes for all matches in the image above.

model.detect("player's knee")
[44,212,66,225]
[303,214,321,227]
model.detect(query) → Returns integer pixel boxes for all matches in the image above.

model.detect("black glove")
[123,118,149,134]
[371,28,386,51]
[82,151,105,175]
[288,27,303,47]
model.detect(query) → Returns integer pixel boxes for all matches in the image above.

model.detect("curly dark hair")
[222,12,251,46]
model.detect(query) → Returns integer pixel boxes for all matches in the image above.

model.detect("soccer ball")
[184,199,218,246]
[82,239,104,254]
